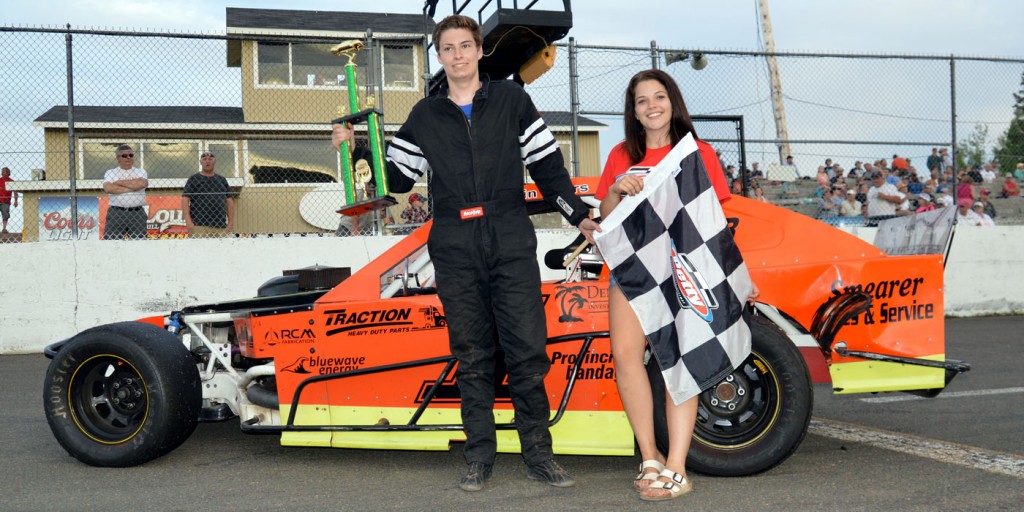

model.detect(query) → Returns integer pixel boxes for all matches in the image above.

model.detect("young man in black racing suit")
[333,14,599,492]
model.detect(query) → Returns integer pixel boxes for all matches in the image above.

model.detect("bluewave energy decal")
[593,134,752,405]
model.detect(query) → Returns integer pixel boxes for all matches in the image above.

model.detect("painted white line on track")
[858,386,1024,404]
[809,418,1024,480]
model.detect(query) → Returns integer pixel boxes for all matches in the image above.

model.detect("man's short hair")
[115,144,133,156]
[432,14,482,48]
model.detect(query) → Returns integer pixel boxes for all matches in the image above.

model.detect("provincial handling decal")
[671,240,719,323]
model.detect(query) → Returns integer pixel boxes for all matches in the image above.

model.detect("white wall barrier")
[1,227,1021,354]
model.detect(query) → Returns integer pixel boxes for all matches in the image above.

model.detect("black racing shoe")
[459,461,493,492]
[526,459,576,488]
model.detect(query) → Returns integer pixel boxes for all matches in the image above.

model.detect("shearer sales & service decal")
[830,275,936,324]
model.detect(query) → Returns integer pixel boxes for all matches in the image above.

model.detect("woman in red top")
[595,69,755,501]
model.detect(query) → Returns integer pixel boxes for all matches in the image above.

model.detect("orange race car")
[42,178,969,474]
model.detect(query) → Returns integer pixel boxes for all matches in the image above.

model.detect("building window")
[246,139,340,184]
[255,42,417,90]
[80,140,239,180]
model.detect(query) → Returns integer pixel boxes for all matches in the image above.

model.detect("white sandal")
[633,460,665,490]
[639,468,692,501]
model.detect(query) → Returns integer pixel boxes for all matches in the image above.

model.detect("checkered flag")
[595,134,752,405]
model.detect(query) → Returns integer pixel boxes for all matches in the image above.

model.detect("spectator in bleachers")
[753,186,771,204]
[895,181,913,216]
[957,174,977,205]
[1016,163,1024,180]
[973,202,995,226]
[915,192,936,213]
[937,191,955,208]
[849,161,864,179]
[891,154,908,171]
[840,189,862,217]
[866,171,901,223]
[784,154,801,178]
[1002,174,1020,198]
[956,198,984,226]
[815,167,829,198]
[823,158,834,179]
[924,168,941,190]
[831,163,845,183]
[907,173,923,195]
[750,162,764,180]
[877,158,890,174]
[400,192,431,224]
[942,167,956,188]
[724,164,736,183]
[731,178,743,195]
[980,163,997,184]
[816,186,841,220]
[967,166,983,185]
[926,148,942,175]
[855,182,870,205]
[940,148,952,171]
[978,188,997,219]
[863,162,875,177]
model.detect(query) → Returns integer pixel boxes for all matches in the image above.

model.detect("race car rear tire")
[648,314,812,476]
[43,322,202,467]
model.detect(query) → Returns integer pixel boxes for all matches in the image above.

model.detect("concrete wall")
[2,227,1022,354]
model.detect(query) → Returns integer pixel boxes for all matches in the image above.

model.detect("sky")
[7,0,1023,58]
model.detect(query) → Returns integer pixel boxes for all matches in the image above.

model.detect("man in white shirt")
[103,144,149,240]
[980,163,997,184]
[866,171,901,223]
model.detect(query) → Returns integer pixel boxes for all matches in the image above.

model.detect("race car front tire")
[648,314,813,476]
[43,322,202,467]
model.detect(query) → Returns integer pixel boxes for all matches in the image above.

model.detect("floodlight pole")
[758,0,792,164]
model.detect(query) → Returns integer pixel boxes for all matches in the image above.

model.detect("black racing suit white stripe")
[385,76,589,466]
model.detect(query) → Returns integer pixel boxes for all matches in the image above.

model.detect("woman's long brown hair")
[622,69,698,165]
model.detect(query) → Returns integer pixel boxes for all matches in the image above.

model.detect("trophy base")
[332,107,384,127]
[337,195,397,217]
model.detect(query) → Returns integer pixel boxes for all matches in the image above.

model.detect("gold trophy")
[331,39,396,222]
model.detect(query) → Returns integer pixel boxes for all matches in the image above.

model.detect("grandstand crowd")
[724,148,1023,227]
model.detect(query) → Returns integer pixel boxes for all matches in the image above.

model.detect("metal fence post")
[949,55,957,169]
[569,37,580,177]
[65,24,78,238]
[650,40,659,69]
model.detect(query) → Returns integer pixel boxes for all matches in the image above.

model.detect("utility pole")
[758,0,791,164]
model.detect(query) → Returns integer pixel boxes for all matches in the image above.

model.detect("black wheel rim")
[69,355,149,444]
[693,350,780,449]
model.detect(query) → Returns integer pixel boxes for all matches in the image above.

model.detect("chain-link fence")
[2,24,1023,243]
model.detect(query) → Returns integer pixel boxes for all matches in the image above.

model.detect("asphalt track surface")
[3,316,1022,511]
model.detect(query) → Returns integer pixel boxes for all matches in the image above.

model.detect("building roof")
[226,8,433,37]
[33,105,606,132]
[35,106,245,126]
